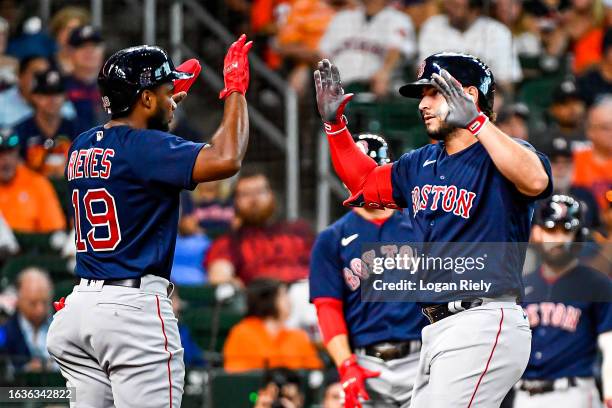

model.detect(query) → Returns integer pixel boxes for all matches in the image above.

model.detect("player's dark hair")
[246,278,285,319]
[18,55,49,76]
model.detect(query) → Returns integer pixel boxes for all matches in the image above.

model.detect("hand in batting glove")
[313,59,353,124]
[219,34,253,99]
[431,69,489,136]
[338,355,380,408]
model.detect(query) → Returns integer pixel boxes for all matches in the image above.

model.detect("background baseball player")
[313,53,552,407]
[310,134,428,408]
[514,194,612,408]
[46,35,252,407]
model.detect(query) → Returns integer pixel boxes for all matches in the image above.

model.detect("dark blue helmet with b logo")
[399,52,495,115]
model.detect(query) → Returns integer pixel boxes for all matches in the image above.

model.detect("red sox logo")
[524,303,582,332]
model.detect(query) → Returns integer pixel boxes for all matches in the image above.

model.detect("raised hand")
[313,59,353,124]
[219,34,253,99]
[431,69,481,129]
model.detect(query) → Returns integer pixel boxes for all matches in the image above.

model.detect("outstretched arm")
[431,69,550,197]
[192,35,253,183]
[314,59,396,208]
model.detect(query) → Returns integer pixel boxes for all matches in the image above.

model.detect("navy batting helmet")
[354,134,391,166]
[534,194,588,241]
[399,52,495,115]
[98,45,192,115]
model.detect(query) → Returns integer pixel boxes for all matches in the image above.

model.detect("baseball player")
[310,134,428,408]
[514,194,612,408]
[46,35,252,408]
[313,53,552,407]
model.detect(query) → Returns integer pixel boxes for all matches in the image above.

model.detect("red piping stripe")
[467,308,504,408]
[156,295,173,408]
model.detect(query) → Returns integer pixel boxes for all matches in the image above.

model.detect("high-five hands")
[313,59,353,124]
[219,34,253,99]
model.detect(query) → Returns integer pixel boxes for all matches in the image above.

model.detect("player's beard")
[147,105,170,132]
[537,242,577,268]
[423,103,458,141]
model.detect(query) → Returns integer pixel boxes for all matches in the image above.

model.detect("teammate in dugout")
[514,194,612,408]
[46,35,252,408]
[310,134,428,408]
[313,53,553,407]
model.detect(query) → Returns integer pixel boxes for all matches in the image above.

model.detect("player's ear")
[466,86,479,105]
[141,89,154,110]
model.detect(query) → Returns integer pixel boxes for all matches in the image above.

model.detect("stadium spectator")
[223,279,322,372]
[0,268,55,372]
[0,130,66,233]
[64,25,106,133]
[322,382,343,408]
[560,0,605,74]
[541,136,601,228]
[0,55,75,128]
[496,103,530,141]
[14,68,78,177]
[573,96,612,211]
[418,0,522,88]
[170,289,205,368]
[318,0,416,97]
[180,181,235,239]
[49,6,91,75]
[275,0,347,96]
[493,0,542,58]
[577,27,612,106]
[0,17,18,91]
[534,79,586,145]
[254,368,305,408]
[6,17,57,61]
[205,168,313,285]
[590,190,612,277]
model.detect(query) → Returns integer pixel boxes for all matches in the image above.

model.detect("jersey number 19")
[71,188,122,252]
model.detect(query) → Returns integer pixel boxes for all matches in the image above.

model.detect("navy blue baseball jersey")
[66,125,205,280]
[522,265,612,379]
[390,139,552,298]
[309,210,428,348]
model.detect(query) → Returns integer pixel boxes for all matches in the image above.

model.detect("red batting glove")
[605,399,612,408]
[174,59,201,95]
[338,355,380,408]
[53,297,65,312]
[219,34,253,99]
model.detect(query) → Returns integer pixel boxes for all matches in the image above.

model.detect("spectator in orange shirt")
[223,278,322,372]
[276,0,350,95]
[0,130,66,233]
[573,96,612,211]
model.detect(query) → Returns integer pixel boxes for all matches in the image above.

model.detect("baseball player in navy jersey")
[310,134,428,408]
[313,53,553,407]
[514,194,612,408]
[46,35,252,408]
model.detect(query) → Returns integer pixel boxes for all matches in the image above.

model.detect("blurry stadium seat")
[13,371,66,387]
[14,233,58,255]
[0,254,72,288]
[181,304,245,353]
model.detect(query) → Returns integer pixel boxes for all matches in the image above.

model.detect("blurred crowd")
[0,0,609,407]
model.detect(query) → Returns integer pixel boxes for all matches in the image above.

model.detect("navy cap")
[32,69,65,94]
[68,25,103,47]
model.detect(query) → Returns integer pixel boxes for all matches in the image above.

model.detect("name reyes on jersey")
[411,184,477,219]
[67,148,115,181]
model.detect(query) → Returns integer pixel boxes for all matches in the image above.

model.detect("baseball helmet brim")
[398,78,433,98]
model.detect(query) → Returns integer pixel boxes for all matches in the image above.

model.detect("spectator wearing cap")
[0,267,55,372]
[0,55,76,128]
[573,96,612,211]
[534,79,586,145]
[540,136,600,228]
[496,103,530,141]
[64,25,106,133]
[577,27,612,106]
[0,130,66,233]
[49,7,91,75]
[14,69,78,178]
[418,0,522,89]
